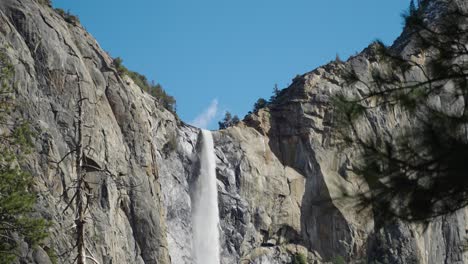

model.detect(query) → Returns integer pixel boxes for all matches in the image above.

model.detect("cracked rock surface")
[0,0,466,263]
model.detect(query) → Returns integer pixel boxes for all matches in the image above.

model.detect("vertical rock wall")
[0,0,466,263]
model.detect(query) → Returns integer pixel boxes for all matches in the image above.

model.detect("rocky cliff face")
[0,0,179,262]
[0,0,466,263]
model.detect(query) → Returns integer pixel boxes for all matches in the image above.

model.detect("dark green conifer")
[218,111,240,129]
[270,84,280,103]
[409,0,417,16]
[0,49,48,263]
[332,3,468,221]
[253,98,268,113]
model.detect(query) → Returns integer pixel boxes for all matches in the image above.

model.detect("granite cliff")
[0,0,466,263]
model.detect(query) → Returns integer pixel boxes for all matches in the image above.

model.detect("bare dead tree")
[46,74,93,264]
[46,71,147,263]
[74,76,86,264]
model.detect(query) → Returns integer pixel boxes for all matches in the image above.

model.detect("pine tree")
[218,111,240,129]
[332,3,468,221]
[409,0,417,16]
[0,50,48,262]
[253,98,268,113]
[231,115,240,125]
[270,84,280,103]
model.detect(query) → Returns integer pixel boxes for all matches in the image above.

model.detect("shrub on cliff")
[37,0,51,7]
[54,8,80,25]
[0,50,48,263]
[113,57,127,76]
[332,255,346,264]
[291,253,307,264]
[149,83,176,112]
[112,58,177,113]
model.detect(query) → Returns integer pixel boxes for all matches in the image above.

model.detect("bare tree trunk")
[75,77,86,264]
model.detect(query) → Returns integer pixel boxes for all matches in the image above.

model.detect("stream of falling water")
[192,129,220,264]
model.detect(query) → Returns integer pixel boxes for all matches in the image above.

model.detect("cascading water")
[192,130,220,264]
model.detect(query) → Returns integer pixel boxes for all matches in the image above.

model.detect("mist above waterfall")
[192,130,220,264]
[190,99,219,129]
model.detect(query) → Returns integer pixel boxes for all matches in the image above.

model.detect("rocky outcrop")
[0,0,179,262]
[214,55,468,263]
[212,1,468,262]
[0,0,466,263]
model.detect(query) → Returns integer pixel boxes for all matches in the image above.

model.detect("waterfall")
[192,130,220,264]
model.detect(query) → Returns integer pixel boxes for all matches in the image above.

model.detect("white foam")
[192,130,220,264]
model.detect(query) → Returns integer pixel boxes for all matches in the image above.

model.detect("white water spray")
[192,130,220,264]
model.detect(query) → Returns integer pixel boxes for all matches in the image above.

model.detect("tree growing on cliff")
[149,82,176,113]
[112,58,177,113]
[269,83,281,103]
[218,111,240,129]
[253,98,268,113]
[0,50,48,262]
[409,0,417,16]
[333,2,468,221]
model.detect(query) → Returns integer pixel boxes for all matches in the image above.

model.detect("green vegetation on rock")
[253,98,268,113]
[332,0,468,221]
[113,57,177,113]
[332,255,346,264]
[36,0,51,7]
[218,111,240,129]
[291,252,307,264]
[0,49,48,263]
[54,8,80,25]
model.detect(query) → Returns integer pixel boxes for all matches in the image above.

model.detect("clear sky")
[53,0,410,129]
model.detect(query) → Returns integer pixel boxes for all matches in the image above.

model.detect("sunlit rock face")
[214,59,467,264]
[0,0,466,263]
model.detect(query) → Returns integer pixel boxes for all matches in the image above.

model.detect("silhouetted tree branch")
[332,2,468,221]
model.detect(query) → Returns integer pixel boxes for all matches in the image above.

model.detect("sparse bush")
[112,58,177,113]
[55,8,80,25]
[37,0,52,7]
[332,255,345,264]
[113,57,127,76]
[113,57,145,87]
[128,71,149,92]
[149,82,176,113]
[291,253,307,264]
[44,246,58,264]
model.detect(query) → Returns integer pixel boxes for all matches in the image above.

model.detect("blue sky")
[53,0,410,129]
